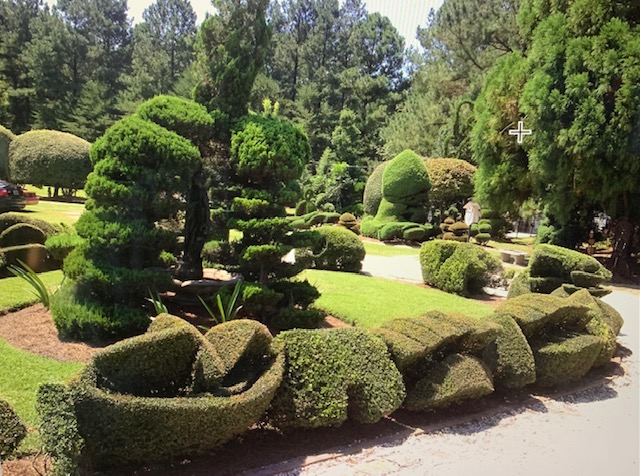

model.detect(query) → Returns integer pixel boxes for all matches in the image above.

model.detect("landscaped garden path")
[265,286,640,476]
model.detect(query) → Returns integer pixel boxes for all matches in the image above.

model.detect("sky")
[125,0,445,50]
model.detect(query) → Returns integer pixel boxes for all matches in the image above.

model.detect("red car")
[0,180,27,212]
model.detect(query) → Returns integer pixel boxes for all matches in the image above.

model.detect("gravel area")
[268,288,639,476]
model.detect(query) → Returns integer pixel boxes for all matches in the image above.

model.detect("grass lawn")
[486,237,535,254]
[0,338,84,452]
[362,240,420,257]
[300,269,494,328]
[22,184,87,199]
[9,200,85,227]
[0,270,65,313]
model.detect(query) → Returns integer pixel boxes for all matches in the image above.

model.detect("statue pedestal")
[167,268,242,305]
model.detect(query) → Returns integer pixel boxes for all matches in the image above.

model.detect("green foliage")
[1,243,58,275]
[44,322,284,469]
[420,240,502,295]
[363,162,386,215]
[529,244,612,282]
[0,124,14,179]
[0,398,27,459]
[198,280,244,324]
[424,158,476,209]
[498,293,593,340]
[0,223,46,247]
[0,212,66,238]
[50,282,151,343]
[404,354,494,411]
[482,312,536,388]
[8,130,92,189]
[45,233,85,261]
[7,259,53,308]
[36,384,85,476]
[136,95,214,146]
[382,150,431,204]
[194,0,270,123]
[308,225,365,273]
[269,328,405,428]
[475,232,491,245]
[231,114,310,203]
[532,335,604,387]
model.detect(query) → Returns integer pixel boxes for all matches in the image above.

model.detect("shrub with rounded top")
[136,95,215,145]
[45,233,85,261]
[382,150,431,204]
[0,223,46,247]
[9,130,92,189]
[0,398,27,459]
[363,162,386,215]
[0,213,66,238]
[0,124,15,180]
[450,221,469,236]
[424,158,476,209]
[529,244,611,281]
[308,225,365,272]
[269,328,405,428]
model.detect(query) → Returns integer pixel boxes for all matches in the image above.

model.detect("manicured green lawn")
[10,200,85,226]
[300,269,494,328]
[22,184,87,199]
[486,237,535,254]
[0,338,83,452]
[0,270,65,313]
[362,240,420,257]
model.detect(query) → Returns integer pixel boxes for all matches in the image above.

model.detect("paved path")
[270,255,640,476]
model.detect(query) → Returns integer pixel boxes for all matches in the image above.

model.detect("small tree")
[225,112,323,330]
[8,130,91,195]
[53,116,201,341]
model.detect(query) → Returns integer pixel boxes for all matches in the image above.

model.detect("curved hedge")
[8,130,91,189]
[0,124,15,180]
[0,223,46,247]
[40,319,284,470]
[269,328,405,428]
[0,212,66,238]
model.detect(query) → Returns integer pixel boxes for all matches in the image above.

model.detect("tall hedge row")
[38,291,624,472]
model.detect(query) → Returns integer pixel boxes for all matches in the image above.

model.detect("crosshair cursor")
[508,121,533,144]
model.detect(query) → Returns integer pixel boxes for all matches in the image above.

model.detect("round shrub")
[308,225,365,273]
[8,130,92,189]
[424,158,476,209]
[450,221,469,236]
[0,223,46,247]
[403,226,426,241]
[529,244,612,281]
[136,95,215,145]
[469,223,479,237]
[231,114,311,202]
[0,124,15,180]
[363,161,386,215]
[269,328,405,428]
[382,149,431,204]
[0,399,27,459]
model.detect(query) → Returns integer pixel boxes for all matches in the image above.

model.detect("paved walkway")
[269,250,640,476]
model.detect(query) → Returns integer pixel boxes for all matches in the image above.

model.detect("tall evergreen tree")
[194,0,271,128]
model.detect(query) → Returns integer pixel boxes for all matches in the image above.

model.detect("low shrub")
[308,225,365,273]
[45,233,85,261]
[482,312,536,388]
[403,226,426,241]
[36,384,85,475]
[475,232,491,245]
[0,398,27,460]
[201,239,232,266]
[420,240,502,296]
[567,289,622,367]
[404,354,494,411]
[268,328,405,428]
[532,334,604,387]
[507,269,531,298]
[0,223,46,247]
[497,293,593,339]
[51,282,151,343]
[528,244,612,282]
